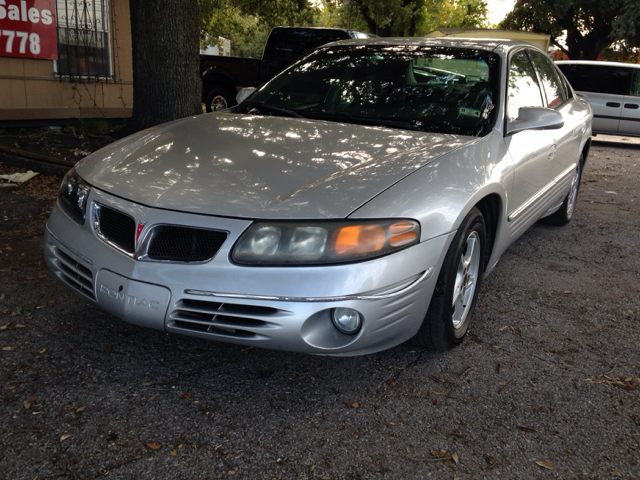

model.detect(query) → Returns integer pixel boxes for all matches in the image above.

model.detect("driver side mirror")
[506,107,564,136]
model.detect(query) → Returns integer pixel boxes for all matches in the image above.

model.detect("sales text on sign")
[0,0,57,60]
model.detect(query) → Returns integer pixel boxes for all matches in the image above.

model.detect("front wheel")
[414,207,486,350]
[205,87,237,113]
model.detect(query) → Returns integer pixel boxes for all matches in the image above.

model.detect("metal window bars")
[55,0,113,82]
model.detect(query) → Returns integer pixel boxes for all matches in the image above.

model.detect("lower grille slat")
[168,298,283,339]
[49,246,95,301]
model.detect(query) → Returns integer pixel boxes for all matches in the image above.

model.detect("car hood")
[76,113,474,219]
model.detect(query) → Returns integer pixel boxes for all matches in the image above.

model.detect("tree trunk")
[127,0,201,134]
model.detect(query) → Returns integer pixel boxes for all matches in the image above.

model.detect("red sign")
[0,0,57,60]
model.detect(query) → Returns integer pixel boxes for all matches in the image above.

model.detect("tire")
[414,207,486,350]
[205,87,237,113]
[541,154,583,226]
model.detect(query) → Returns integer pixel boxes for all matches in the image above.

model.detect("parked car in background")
[200,26,375,112]
[556,60,640,137]
[45,38,592,356]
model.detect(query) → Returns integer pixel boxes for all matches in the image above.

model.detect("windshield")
[236,44,500,136]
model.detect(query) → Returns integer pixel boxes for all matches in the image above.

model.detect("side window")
[557,64,632,96]
[528,50,567,108]
[631,70,640,97]
[507,50,544,122]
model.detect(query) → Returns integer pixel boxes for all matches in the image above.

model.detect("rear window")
[557,63,633,96]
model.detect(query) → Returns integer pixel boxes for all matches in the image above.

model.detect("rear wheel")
[205,87,237,113]
[541,154,583,226]
[414,207,486,350]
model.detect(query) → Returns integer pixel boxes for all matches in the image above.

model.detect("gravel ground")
[0,136,638,479]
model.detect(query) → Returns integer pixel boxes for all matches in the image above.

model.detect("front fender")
[350,130,511,244]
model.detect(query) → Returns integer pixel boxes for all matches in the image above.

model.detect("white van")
[556,61,640,137]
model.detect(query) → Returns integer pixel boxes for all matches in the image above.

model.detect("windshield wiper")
[242,101,305,119]
[302,110,422,131]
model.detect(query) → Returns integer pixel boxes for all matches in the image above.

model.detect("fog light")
[331,308,362,334]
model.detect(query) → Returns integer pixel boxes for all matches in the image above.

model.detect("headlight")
[232,219,420,265]
[58,168,90,224]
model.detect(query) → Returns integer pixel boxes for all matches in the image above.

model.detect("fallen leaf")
[444,459,456,467]
[352,433,360,438]
[76,406,86,413]
[170,449,177,456]
[431,391,442,395]
[181,394,191,399]
[106,346,113,353]
[146,443,161,450]
[38,348,46,354]
[309,465,316,472]
[535,460,557,470]
[343,400,359,408]
[431,449,447,458]
[517,425,538,432]
[611,471,622,477]
[148,392,159,401]
[142,382,151,387]
[2,346,14,351]
[59,325,69,330]
[432,399,438,406]
[59,434,71,442]
[452,452,459,464]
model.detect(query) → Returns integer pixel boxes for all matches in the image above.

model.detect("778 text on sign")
[0,0,57,60]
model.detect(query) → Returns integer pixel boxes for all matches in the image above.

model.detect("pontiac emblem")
[135,222,145,246]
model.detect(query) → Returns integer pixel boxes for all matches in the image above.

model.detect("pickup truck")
[200,26,374,112]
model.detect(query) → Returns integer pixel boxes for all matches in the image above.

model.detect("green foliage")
[199,0,321,58]
[198,0,488,57]
[500,0,640,60]
[320,0,487,36]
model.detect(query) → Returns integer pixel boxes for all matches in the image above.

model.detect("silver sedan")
[44,38,592,355]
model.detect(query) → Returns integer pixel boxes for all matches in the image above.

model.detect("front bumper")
[44,189,453,356]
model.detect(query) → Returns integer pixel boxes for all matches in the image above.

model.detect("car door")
[503,49,556,236]
[619,68,640,136]
[528,49,579,182]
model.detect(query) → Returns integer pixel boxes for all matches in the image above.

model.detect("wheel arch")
[473,193,502,272]
[581,138,591,166]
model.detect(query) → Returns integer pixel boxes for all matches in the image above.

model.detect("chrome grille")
[147,226,227,262]
[49,246,95,300]
[168,299,279,339]
[98,205,135,253]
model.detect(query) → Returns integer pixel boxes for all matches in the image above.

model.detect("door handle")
[606,102,621,108]
[624,103,639,109]
[548,144,557,160]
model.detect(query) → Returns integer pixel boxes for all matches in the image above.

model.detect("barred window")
[55,0,112,80]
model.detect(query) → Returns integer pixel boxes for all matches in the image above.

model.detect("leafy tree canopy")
[199,0,488,57]
[198,0,320,57]
[500,0,640,60]
[322,0,487,36]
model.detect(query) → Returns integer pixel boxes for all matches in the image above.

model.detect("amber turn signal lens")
[389,231,418,247]
[334,225,386,255]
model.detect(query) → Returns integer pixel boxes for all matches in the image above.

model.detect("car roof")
[321,36,542,53]
[556,60,640,69]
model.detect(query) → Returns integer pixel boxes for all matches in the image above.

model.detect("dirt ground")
[0,133,638,479]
